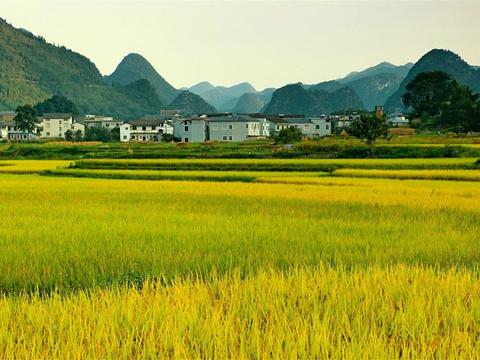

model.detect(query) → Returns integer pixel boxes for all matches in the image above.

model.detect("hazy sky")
[1,0,479,90]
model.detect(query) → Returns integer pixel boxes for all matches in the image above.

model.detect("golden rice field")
[72,157,479,171]
[0,159,480,357]
[0,160,70,173]
[335,168,480,181]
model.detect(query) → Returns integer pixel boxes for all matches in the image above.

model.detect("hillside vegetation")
[385,49,480,111]
[265,83,363,116]
[104,53,178,104]
[0,19,162,119]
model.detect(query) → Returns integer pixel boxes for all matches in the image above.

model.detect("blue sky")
[1,0,479,89]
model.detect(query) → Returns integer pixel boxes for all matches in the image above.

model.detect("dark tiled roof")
[206,115,260,123]
[43,113,73,119]
[125,119,169,126]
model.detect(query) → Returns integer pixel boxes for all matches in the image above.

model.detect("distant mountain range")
[1,17,479,119]
[340,61,413,83]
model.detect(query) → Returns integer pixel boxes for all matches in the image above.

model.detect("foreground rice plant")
[0,174,479,292]
[1,160,479,358]
[1,266,479,358]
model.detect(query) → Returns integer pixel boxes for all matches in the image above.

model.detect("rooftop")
[207,115,260,123]
[124,119,170,126]
[43,113,73,120]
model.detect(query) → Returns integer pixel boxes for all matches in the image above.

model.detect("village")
[0,108,409,143]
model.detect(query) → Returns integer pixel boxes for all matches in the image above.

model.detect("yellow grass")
[1,159,480,357]
[1,266,479,358]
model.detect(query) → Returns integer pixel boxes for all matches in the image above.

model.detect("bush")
[274,127,303,144]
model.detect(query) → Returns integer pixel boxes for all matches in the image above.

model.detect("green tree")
[403,71,480,131]
[14,105,37,133]
[349,113,389,146]
[73,129,83,142]
[64,129,73,141]
[273,126,303,144]
[34,95,79,116]
[84,127,119,142]
[402,71,454,119]
[440,82,480,132]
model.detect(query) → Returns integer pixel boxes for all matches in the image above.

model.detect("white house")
[78,115,122,130]
[332,113,360,130]
[40,113,76,139]
[120,119,174,142]
[0,120,39,141]
[208,115,269,142]
[266,115,331,137]
[388,114,409,127]
[173,117,208,143]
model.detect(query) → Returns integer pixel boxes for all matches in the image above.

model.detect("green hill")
[265,83,363,116]
[169,90,216,115]
[232,92,264,114]
[104,53,178,104]
[341,62,413,83]
[346,73,404,110]
[0,18,162,119]
[385,49,480,111]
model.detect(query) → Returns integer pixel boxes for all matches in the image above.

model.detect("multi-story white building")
[208,115,269,142]
[387,113,409,127]
[331,113,360,130]
[0,120,39,141]
[39,113,84,139]
[173,117,208,143]
[120,119,174,142]
[78,115,123,130]
[266,115,331,137]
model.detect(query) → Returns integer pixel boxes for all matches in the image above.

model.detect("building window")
[245,124,248,129]
[132,126,137,130]
[316,125,320,129]
[185,126,189,131]
[142,127,146,131]
[46,132,50,136]
[228,124,233,130]
[131,135,136,140]
[184,137,189,142]
[124,126,129,130]
[123,135,127,140]
[223,135,227,140]
[228,136,232,141]
[326,124,329,130]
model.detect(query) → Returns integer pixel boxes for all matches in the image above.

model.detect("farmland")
[0,158,479,357]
